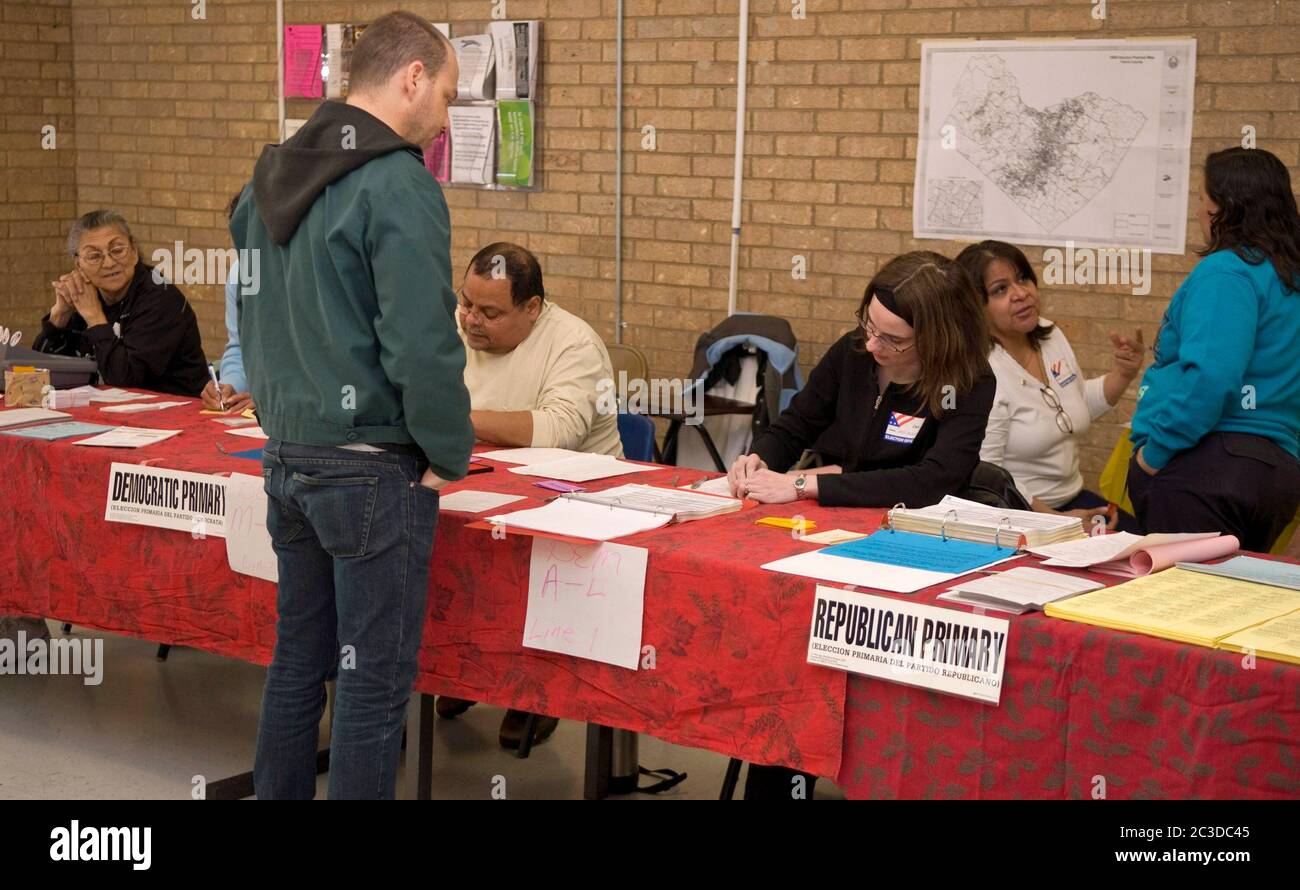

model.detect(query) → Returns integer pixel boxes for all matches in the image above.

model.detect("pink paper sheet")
[424,131,450,182]
[1093,535,1241,577]
[285,26,324,98]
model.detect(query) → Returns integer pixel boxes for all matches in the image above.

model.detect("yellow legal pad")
[1044,567,1300,661]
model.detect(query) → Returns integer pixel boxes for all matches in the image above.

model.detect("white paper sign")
[104,462,227,538]
[806,585,1009,704]
[224,472,277,582]
[448,104,497,184]
[523,539,647,669]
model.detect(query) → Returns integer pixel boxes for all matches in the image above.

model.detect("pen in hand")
[207,363,226,412]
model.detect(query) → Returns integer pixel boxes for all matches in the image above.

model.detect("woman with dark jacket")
[729,250,997,800]
[730,250,996,509]
[35,209,208,397]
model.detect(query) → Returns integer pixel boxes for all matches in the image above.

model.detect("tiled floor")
[0,622,844,800]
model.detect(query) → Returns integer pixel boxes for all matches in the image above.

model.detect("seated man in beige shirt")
[437,241,623,747]
[457,241,622,457]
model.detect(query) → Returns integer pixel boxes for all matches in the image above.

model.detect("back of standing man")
[229,11,471,799]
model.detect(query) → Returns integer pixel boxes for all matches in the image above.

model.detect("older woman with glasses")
[956,240,1143,532]
[34,209,209,397]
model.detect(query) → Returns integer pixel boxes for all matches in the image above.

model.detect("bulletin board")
[280,19,541,191]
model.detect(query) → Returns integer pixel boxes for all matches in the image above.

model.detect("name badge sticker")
[1050,360,1078,388]
[883,411,926,445]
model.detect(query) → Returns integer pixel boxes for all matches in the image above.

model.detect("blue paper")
[1178,555,1300,592]
[230,448,263,461]
[821,529,1009,575]
[0,421,116,441]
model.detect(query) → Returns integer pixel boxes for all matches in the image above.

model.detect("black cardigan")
[33,262,209,397]
[750,331,996,508]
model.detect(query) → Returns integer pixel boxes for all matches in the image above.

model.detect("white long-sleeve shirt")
[461,301,624,457]
[979,321,1112,508]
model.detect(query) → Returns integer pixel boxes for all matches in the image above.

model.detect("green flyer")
[496,99,535,188]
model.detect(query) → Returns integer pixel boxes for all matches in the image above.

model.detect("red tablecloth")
[835,555,1300,799]
[3,392,1298,797]
[0,395,846,778]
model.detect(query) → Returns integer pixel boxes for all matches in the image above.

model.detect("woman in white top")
[956,241,1144,531]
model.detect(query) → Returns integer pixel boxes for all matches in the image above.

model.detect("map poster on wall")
[914,39,1196,255]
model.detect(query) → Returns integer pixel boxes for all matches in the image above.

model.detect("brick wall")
[0,0,75,347]
[11,0,1300,488]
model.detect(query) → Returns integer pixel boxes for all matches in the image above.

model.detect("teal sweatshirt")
[1131,249,1300,470]
[230,102,472,480]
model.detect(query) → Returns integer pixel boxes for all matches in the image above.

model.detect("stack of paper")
[563,484,742,522]
[72,427,182,448]
[0,421,115,441]
[506,454,658,483]
[480,483,739,541]
[1044,567,1300,649]
[450,34,495,100]
[1177,555,1300,591]
[1217,611,1300,666]
[0,407,70,428]
[448,105,497,185]
[490,20,539,100]
[47,389,92,409]
[486,497,672,541]
[496,99,535,188]
[889,495,1084,548]
[937,567,1104,614]
[100,400,189,414]
[85,388,154,404]
[1031,532,1238,577]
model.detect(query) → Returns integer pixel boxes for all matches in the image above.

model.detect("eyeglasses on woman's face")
[855,308,915,354]
[78,241,131,268]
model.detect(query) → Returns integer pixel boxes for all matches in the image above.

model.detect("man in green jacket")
[230,11,471,800]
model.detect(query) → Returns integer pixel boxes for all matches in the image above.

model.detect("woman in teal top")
[1128,147,1300,552]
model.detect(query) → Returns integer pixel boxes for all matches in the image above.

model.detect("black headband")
[870,284,912,326]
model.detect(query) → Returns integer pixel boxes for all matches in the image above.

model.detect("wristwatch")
[794,473,808,500]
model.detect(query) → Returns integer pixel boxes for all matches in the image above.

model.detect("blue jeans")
[254,439,439,799]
